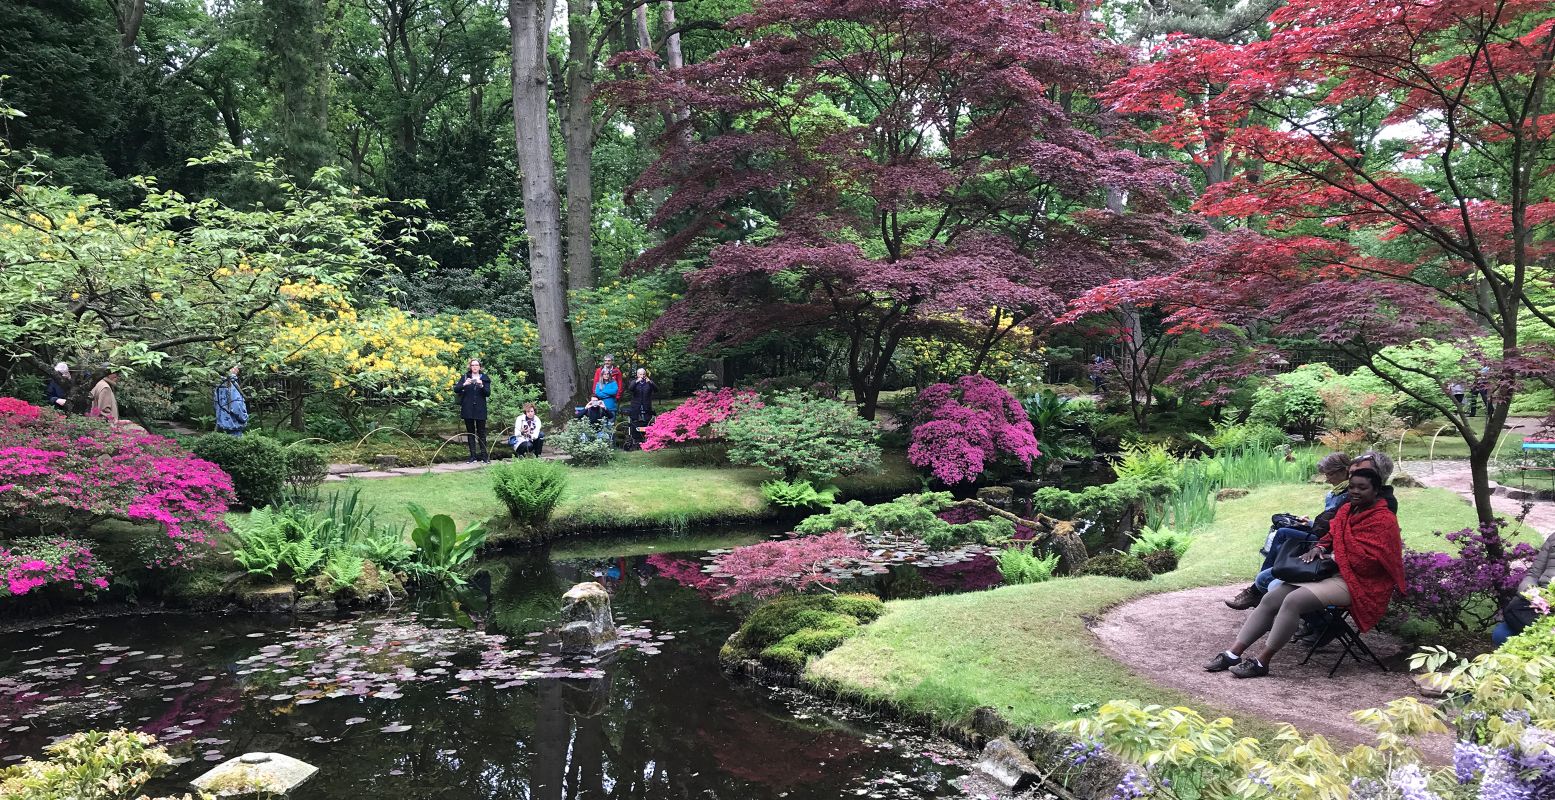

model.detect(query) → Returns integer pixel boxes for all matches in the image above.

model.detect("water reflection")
[1,535,967,799]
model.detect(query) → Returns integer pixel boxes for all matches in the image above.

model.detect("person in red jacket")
[590,354,624,404]
[1203,467,1404,678]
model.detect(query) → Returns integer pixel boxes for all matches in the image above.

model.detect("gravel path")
[1092,585,1452,761]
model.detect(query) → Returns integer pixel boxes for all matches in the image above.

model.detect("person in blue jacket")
[46,362,72,412]
[214,365,249,435]
[454,359,493,463]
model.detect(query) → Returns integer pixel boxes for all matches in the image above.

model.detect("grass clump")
[721,593,886,674]
[491,459,568,526]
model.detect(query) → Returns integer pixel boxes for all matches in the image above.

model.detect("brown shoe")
[1224,586,1264,610]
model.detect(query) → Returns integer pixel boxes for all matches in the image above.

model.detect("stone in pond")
[191,752,317,797]
[973,737,1040,791]
[559,582,617,655]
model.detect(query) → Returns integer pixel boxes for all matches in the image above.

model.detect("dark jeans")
[514,438,544,457]
[464,418,488,460]
[1470,390,1491,416]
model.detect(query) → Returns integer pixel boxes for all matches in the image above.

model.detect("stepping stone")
[327,463,371,475]
[192,752,317,797]
[389,467,431,475]
[346,471,402,479]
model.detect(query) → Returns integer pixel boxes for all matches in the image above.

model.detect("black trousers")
[515,438,544,457]
[464,418,488,460]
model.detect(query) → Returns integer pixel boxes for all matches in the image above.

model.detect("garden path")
[323,453,570,481]
[1091,585,1453,761]
[1400,459,1555,537]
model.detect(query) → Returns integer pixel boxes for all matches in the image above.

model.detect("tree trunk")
[512,0,581,422]
[562,0,596,292]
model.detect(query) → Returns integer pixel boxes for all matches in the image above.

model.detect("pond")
[0,530,989,799]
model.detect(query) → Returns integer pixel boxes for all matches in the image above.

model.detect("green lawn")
[322,449,919,533]
[807,483,1509,732]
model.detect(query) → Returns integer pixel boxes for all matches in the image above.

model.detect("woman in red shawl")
[1203,467,1405,678]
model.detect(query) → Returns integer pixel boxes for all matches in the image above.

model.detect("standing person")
[214,366,249,436]
[89,368,121,423]
[454,358,492,463]
[512,403,544,457]
[1088,354,1107,393]
[46,363,72,412]
[591,354,624,412]
[628,367,656,423]
[1448,381,1466,413]
[1470,368,1491,417]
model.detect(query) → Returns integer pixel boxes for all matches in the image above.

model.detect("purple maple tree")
[606,0,1185,419]
[909,374,1041,485]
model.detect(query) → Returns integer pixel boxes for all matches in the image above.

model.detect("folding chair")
[1298,607,1388,678]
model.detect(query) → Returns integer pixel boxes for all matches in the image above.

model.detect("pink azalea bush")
[640,388,763,451]
[1,536,110,596]
[909,374,1041,484]
[708,530,868,599]
[0,399,234,578]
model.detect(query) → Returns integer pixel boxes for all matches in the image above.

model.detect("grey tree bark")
[511,0,581,420]
[562,0,597,292]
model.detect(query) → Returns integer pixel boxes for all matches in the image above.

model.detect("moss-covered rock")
[1139,548,1179,575]
[163,568,234,608]
[721,593,886,674]
[1080,552,1153,581]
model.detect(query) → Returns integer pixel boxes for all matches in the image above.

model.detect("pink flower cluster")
[0,397,41,420]
[908,375,1041,485]
[640,388,763,451]
[0,398,235,574]
[1,536,110,596]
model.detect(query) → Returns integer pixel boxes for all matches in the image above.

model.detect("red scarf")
[1321,501,1406,632]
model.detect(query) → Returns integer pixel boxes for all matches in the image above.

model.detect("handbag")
[1269,538,1339,583]
[1270,513,1312,533]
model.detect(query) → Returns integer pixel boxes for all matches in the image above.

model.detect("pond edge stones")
[191,752,318,797]
[560,581,618,655]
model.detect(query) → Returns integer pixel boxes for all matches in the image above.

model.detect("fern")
[232,508,289,577]
[1128,525,1194,559]
[321,552,365,592]
[997,546,1060,584]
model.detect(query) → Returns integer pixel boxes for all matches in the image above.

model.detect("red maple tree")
[606,0,1185,419]
[1091,0,1555,521]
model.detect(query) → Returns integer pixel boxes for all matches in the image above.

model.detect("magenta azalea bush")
[2,536,110,596]
[640,388,763,451]
[909,375,1041,485]
[1394,520,1536,633]
[0,399,234,582]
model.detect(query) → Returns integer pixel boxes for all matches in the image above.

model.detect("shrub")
[707,531,869,599]
[1248,363,1332,440]
[0,400,233,575]
[1021,389,1093,465]
[1189,422,1288,455]
[640,388,762,451]
[794,492,1011,549]
[1139,548,1179,575]
[0,729,173,800]
[1080,552,1152,581]
[1,536,111,597]
[490,459,568,526]
[996,546,1060,584]
[722,390,881,481]
[719,593,885,672]
[1499,613,1555,659]
[1393,520,1535,633]
[283,444,329,491]
[1127,526,1193,559]
[319,551,366,593]
[1113,442,1180,483]
[909,374,1041,485]
[761,478,838,509]
[191,433,288,508]
[553,419,616,467]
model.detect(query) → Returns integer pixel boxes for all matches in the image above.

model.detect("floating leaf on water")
[380,723,412,733]
[344,717,367,726]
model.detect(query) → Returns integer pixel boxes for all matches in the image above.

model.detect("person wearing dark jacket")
[628,368,656,423]
[454,359,492,463]
[46,362,72,412]
[1225,451,1398,609]
[1493,531,1555,645]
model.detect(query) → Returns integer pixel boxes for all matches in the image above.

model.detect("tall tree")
[1099,0,1555,524]
[511,0,581,416]
[610,0,1184,419]
[260,0,335,177]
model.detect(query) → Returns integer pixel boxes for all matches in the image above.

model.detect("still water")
[0,532,983,799]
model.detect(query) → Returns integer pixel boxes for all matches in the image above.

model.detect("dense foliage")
[722,390,881,482]
[1394,521,1536,633]
[0,399,233,582]
[490,459,568,527]
[909,375,1041,485]
[720,593,886,673]
[190,434,287,509]
[795,493,1013,550]
[0,729,173,800]
[707,531,869,600]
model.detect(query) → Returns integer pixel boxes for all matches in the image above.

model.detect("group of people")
[1204,450,1408,679]
[43,360,251,438]
[1446,368,1496,417]
[450,354,658,463]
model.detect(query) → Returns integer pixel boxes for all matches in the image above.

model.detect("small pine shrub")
[996,546,1060,584]
[554,419,616,467]
[1081,552,1153,581]
[491,459,569,526]
[192,433,288,508]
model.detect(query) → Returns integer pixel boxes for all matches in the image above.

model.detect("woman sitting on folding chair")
[1204,468,1405,679]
